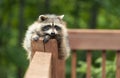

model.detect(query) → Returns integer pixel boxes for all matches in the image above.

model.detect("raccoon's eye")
[54,25,61,31]
[42,25,51,31]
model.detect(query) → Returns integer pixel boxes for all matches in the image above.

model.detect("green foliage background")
[0,0,120,78]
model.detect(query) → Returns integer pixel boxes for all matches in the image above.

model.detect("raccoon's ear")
[38,15,48,21]
[58,15,64,19]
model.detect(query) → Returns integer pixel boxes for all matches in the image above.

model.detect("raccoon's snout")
[51,32,55,36]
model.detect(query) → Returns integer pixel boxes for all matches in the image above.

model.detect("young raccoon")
[23,14,70,60]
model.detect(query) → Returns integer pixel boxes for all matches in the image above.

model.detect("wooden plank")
[86,51,92,78]
[44,39,65,78]
[24,52,52,78]
[71,51,77,78]
[116,51,120,78]
[102,50,106,78]
[68,29,120,50]
[31,38,44,58]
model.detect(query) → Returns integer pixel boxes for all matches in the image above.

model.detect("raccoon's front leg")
[31,33,40,41]
[32,33,51,44]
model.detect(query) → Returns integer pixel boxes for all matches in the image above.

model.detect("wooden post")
[25,38,65,78]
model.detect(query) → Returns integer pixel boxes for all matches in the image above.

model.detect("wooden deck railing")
[25,29,120,78]
[69,29,120,78]
[25,39,65,78]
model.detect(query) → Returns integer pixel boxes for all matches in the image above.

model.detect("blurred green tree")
[0,0,120,78]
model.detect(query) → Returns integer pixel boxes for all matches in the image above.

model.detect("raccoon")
[23,14,70,60]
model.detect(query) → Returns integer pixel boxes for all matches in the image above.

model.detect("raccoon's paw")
[43,35,51,43]
[32,35,39,41]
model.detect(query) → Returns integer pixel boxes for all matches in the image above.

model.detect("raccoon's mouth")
[44,34,56,39]
[50,35,57,39]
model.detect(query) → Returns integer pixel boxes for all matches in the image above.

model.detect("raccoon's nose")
[51,32,55,36]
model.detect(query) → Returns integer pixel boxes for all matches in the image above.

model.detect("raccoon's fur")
[23,14,70,60]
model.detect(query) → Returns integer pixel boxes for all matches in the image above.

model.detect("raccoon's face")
[39,14,65,37]
[41,24,62,37]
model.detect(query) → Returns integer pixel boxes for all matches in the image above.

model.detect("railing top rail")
[68,29,120,50]
[68,29,120,34]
